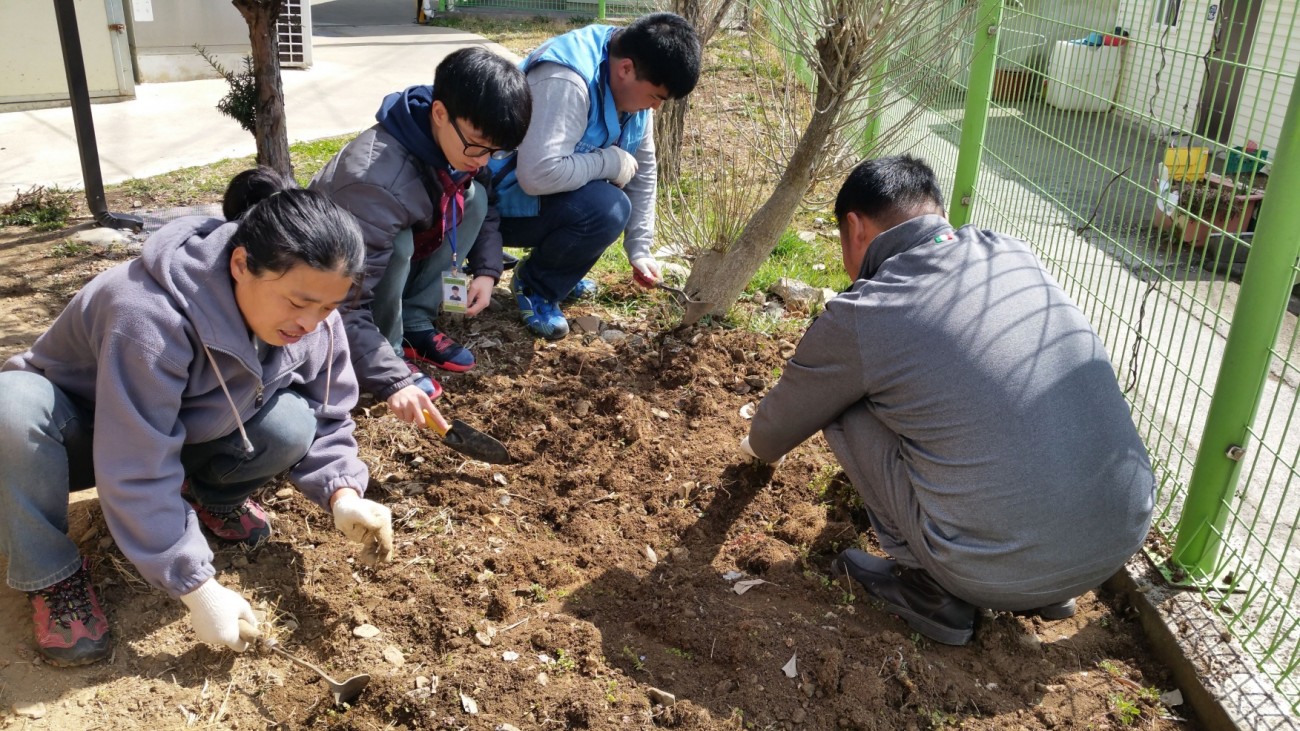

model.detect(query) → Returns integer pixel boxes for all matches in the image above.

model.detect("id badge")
[441,270,469,314]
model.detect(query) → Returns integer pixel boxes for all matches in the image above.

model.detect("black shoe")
[502,251,520,270]
[1015,598,1077,620]
[831,549,976,645]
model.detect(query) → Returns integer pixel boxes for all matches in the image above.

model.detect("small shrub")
[1,185,76,231]
[195,45,257,134]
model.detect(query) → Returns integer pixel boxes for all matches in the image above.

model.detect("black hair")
[609,12,701,100]
[434,46,532,151]
[223,166,292,221]
[834,155,946,224]
[224,168,366,288]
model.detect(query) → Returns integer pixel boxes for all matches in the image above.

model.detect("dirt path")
[0,222,1199,730]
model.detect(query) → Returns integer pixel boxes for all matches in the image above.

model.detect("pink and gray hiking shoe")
[27,558,112,667]
[184,493,272,548]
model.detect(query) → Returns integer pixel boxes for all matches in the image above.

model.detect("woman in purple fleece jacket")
[0,169,395,667]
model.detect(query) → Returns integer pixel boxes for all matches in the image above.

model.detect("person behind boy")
[312,47,530,424]
[489,13,701,340]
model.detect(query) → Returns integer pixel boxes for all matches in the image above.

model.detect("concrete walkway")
[0,0,511,204]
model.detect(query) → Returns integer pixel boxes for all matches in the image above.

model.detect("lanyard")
[441,169,467,269]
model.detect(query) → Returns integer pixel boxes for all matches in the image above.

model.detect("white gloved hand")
[740,436,785,466]
[630,257,662,288]
[604,146,638,187]
[179,579,258,652]
[332,490,394,565]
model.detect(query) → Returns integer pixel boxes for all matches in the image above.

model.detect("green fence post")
[1171,79,1300,579]
[947,0,1002,227]
[598,0,606,21]
[862,59,889,153]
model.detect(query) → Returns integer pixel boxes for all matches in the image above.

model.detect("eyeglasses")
[449,117,514,161]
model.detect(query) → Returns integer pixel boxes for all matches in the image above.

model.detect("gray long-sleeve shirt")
[750,215,1154,588]
[513,63,657,263]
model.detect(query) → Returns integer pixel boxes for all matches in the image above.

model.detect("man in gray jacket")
[742,156,1154,645]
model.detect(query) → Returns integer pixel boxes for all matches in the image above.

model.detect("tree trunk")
[233,0,292,177]
[656,98,688,184]
[656,0,737,187]
[682,100,840,322]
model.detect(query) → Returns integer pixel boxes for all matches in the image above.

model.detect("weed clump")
[1,185,76,231]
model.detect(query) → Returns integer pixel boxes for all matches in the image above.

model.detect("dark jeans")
[499,180,631,302]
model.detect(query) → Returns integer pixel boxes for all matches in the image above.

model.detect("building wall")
[0,0,134,109]
[1233,0,1298,157]
[127,0,251,83]
[1114,0,1296,157]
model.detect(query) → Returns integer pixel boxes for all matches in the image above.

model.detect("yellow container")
[1164,146,1209,182]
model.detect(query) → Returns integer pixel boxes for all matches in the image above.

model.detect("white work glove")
[631,257,662,288]
[603,146,638,187]
[332,490,394,565]
[740,436,785,466]
[179,579,258,652]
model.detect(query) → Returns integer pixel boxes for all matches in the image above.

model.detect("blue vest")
[490,25,651,218]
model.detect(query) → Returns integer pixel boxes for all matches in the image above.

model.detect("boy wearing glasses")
[489,13,701,340]
[311,47,530,427]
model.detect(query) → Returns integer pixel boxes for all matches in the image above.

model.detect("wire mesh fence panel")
[446,0,662,18]
[882,0,1299,713]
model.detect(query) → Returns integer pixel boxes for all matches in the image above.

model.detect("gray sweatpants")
[823,402,1121,611]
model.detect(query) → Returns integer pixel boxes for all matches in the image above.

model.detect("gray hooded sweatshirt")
[3,217,369,598]
[749,215,1154,595]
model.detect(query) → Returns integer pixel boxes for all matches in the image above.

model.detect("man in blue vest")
[490,13,702,340]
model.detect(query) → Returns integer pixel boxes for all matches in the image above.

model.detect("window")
[1155,0,1181,26]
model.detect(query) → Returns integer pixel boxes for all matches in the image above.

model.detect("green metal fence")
[435,0,660,19]
[883,0,1300,713]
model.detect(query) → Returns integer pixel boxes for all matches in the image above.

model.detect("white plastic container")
[1044,41,1123,112]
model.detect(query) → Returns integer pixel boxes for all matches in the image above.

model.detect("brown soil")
[0,29,1198,729]
[0,224,1198,730]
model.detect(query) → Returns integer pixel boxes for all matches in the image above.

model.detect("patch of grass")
[1,186,77,230]
[665,647,693,661]
[553,648,578,673]
[50,239,93,258]
[620,645,646,671]
[1097,659,1122,676]
[423,14,588,56]
[108,135,355,211]
[807,463,843,499]
[528,582,548,602]
[291,136,353,185]
[601,679,620,704]
[747,229,848,296]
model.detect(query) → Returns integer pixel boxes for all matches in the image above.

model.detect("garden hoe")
[240,620,370,706]
[422,409,514,465]
[657,281,714,322]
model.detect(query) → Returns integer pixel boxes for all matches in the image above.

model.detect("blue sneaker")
[511,275,570,340]
[405,360,443,399]
[565,278,598,302]
[404,328,475,372]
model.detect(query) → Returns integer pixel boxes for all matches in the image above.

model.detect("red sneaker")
[184,495,272,548]
[27,558,112,667]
